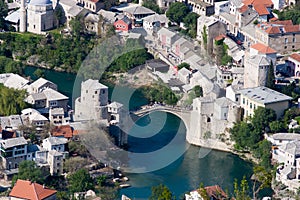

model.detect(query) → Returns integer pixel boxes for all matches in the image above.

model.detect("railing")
[132,105,192,116]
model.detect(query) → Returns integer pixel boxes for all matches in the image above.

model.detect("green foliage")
[138,84,178,105]
[253,20,258,25]
[69,16,84,37]
[0,84,29,116]
[230,107,276,151]
[253,140,272,170]
[166,2,189,24]
[183,12,199,38]
[12,161,47,186]
[68,169,94,193]
[64,157,88,173]
[108,48,153,73]
[233,176,251,200]
[198,183,209,200]
[202,25,208,48]
[143,0,161,14]
[221,54,232,66]
[33,68,45,78]
[96,175,107,187]
[177,62,190,70]
[193,85,203,97]
[269,121,286,133]
[278,5,300,24]
[149,184,175,200]
[68,141,89,157]
[252,165,273,199]
[0,0,8,30]
[0,56,23,74]
[252,107,277,132]
[266,61,275,90]
[0,32,95,72]
[284,107,300,126]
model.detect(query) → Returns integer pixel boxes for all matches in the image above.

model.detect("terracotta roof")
[254,4,269,15]
[238,5,248,13]
[214,34,226,41]
[285,25,300,33]
[243,0,273,7]
[205,185,228,199]
[265,26,280,34]
[9,180,56,200]
[273,20,293,26]
[251,43,277,54]
[290,53,300,63]
[51,125,73,138]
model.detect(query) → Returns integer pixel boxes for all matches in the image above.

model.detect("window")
[284,46,287,49]
[86,90,88,93]
[293,37,296,43]
[95,91,97,94]
[102,90,105,94]
[285,38,288,44]
[242,98,245,104]
[250,103,252,109]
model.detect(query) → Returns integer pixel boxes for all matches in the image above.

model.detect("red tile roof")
[265,26,280,34]
[251,43,277,54]
[238,5,248,13]
[205,185,228,199]
[290,53,300,63]
[273,20,293,26]
[214,34,226,41]
[10,180,56,200]
[285,25,300,33]
[254,4,269,15]
[243,0,273,7]
[51,125,73,138]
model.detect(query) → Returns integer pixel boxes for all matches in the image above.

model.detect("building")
[243,54,271,88]
[249,43,277,65]
[49,108,69,125]
[50,125,74,139]
[272,141,300,192]
[27,78,57,94]
[267,133,300,146]
[0,115,23,131]
[157,27,178,52]
[0,73,29,90]
[42,137,68,152]
[287,53,300,77]
[216,65,244,88]
[10,179,57,200]
[178,67,192,84]
[197,16,226,54]
[145,59,169,73]
[171,37,194,62]
[143,14,168,34]
[25,88,69,112]
[114,16,132,32]
[255,20,300,54]
[122,5,155,20]
[74,79,108,121]
[76,0,104,12]
[20,0,56,34]
[21,108,49,128]
[187,0,215,16]
[239,86,292,119]
[47,150,63,175]
[0,137,28,170]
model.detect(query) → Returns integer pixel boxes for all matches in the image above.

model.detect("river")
[24,66,256,199]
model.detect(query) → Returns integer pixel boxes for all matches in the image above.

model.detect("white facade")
[42,137,68,152]
[47,150,63,175]
[74,79,109,121]
[26,0,56,34]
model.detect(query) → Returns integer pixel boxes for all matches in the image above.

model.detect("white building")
[267,133,300,147]
[107,101,124,124]
[47,150,63,175]
[42,136,68,152]
[49,107,69,125]
[143,14,168,34]
[74,79,108,121]
[178,67,192,84]
[27,77,57,94]
[239,86,292,119]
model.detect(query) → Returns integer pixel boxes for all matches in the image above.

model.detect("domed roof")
[29,0,52,5]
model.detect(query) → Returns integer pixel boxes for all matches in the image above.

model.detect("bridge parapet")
[132,105,192,116]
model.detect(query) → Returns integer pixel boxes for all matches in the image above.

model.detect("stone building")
[74,79,108,121]
[187,0,215,16]
[197,15,226,54]
[76,0,104,12]
[243,53,270,88]
[255,20,300,54]
[19,0,56,34]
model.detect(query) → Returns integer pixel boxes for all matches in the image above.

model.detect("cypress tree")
[266,61,275,89]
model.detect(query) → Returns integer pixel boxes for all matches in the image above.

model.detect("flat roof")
[239,86,292,104]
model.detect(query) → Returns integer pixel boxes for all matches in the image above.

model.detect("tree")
[193,85,203,97]
[143,0,161,14]
[68,169,94,193]
[202,25,207,49]
[266,61,275,89]
[12,161,47,186]
[253,140,272,170]
[149,184,175,200]
[64,157,88,173]
[233,176,251,200]
[183,12,199,38]
[166,2,189,24]
[252,107,277,133]
[278,5,300,25]
[252,166,272,200]
[69,16,84,37]
[269,121,286,133]
[33,68,45,78]
[177,62,190,70]
[198,183,209,200]
[0,0,8,30]
[54,5,65,27]
[0,84,29,116]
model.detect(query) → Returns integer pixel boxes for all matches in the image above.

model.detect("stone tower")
[244,53,270,88]
[19,0,27,32]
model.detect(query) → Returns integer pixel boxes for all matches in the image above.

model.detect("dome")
[29,0,52,5]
